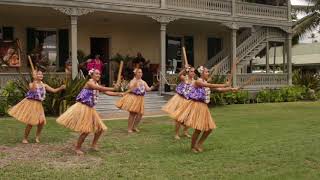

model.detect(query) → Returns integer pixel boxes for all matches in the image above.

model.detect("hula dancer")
[8,70,65,144]
[162,65,196,139]
[116,68,154,133]
[57,69,122,155]
[173,66,238,153]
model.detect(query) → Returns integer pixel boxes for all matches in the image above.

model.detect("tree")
[292,0,320,41]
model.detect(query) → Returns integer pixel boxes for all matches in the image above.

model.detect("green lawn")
[0,102,320,180]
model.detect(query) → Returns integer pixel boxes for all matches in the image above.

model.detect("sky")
[291,0,320,43]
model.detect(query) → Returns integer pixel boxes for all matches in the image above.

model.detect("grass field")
[0,102,320,180]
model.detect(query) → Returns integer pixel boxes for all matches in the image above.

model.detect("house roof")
[253,43,320,66]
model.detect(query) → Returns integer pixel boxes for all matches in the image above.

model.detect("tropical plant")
[292,0,320,41]
[44,74,87,115]
[110,53,135,63]
[293,69,320,91]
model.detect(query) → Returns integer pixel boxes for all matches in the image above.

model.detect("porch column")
[71,16,78,79]
[273,43,277,73]
[287,0,292,22]
[52,7,94,79]
[160,23,167,94]
[266,41,270,73]
[282,42,286,72]
[149,15,178,95]
[287,33,292,85]
[231,0,236,16]
[160,0,166,9]
[230,27,237,87]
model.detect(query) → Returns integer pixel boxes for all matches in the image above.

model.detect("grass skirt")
[162,94,189,119]
[8,98,46,125]
[172,100,216,131]
[56,102,107,133]
[115,93,144,114]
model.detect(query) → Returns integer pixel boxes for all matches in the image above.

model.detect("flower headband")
[133,68,140,74]
[89,69,100,76]
[197,66,204,74]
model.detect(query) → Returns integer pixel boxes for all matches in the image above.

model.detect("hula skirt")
[115,93,144,114]
[8,98,46,125]
[56,102,107,133]
[172,100,216,131]
[162,94,189,119]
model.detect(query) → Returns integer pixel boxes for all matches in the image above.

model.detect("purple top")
[176,82,192,99]
[76,88,98,107]
[26,86,46,101]
[132,84,146,96]
[188,86,207,103]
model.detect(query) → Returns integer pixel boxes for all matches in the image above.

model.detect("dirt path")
[0,138,103,169]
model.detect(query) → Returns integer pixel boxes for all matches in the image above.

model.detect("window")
[27,29,58,70]
[35,30,57,67]
[166,36,194,74]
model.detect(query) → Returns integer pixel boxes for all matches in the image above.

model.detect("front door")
[207,37,222,61]
[90,37,109,85]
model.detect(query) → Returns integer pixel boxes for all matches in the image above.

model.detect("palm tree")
[292,0,320,41]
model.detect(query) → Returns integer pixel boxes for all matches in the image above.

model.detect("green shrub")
[2,73,87,116]
[256,86,308,103]
[293,70,320,91]
[210,93,225,106]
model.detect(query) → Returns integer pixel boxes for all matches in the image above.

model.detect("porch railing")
[167,0,232,14]
[236,73,288,88]
[0,72,66,88]
[72,0,288,21]
[236,1,288,20]
[106,0,160,7]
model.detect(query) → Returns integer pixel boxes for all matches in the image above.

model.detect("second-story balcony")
[1,0,291,28]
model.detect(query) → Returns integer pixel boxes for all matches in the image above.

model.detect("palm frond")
[292,12,320,38]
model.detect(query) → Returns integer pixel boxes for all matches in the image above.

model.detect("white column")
[160,23,167,94]
[71,16,78,79]
[231,28,237,87]
[273,43,276,73]
[232,0,236,16]
[160,0,166,9]
[266,42,270,73]
[53,7,94,79]
[287,0,292,22]
[282,42,286,72]
[287,33,292,85]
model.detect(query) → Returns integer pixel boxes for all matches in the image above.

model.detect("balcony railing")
[167,0,232,14]
[236,1,288,20]
[69,0,289,21]
[237,73,288,88]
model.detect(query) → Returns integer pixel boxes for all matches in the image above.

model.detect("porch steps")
[96,91,168,119]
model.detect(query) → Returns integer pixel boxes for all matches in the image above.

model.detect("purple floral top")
[176,83,192,99]
[76,88,98,107]
[188,79,211,104]
[26,86,46,101]
[132,84,146,96]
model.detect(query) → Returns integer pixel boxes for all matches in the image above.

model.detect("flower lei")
[197,66,204,74]
[93,82,99,105]
[199,78,211,104]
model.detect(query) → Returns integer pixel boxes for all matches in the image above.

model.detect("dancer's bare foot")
[128,130,134,134]
[191,148,198,153]
[35,137,40,143]
[174,135,181,140]
[91,145,99,151]
[195,145,204,153]
[133,128,140,133]
[22,139,29,144]
[184,133,191,138]
[75,149,84,155]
